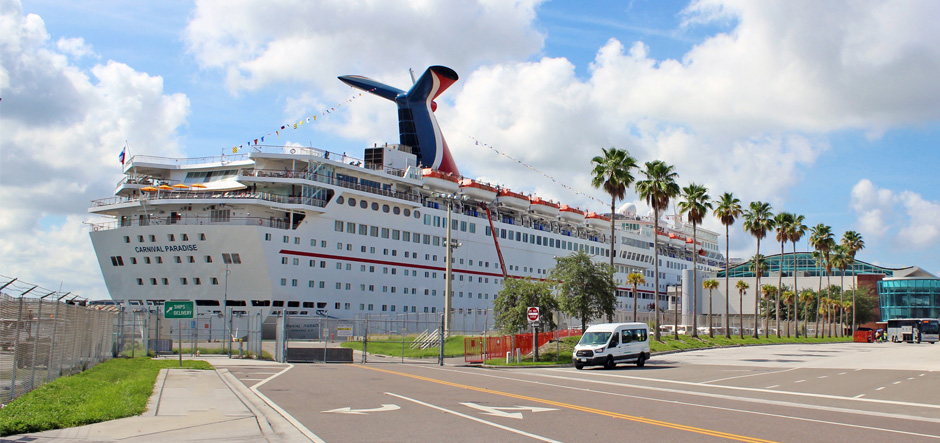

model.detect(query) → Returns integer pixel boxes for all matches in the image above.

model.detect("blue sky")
[2,0,939,299]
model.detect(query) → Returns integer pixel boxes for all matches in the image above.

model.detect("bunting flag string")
[467,135,607,206]
[229,88,376,154]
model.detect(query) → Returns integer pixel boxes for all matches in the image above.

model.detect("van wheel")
[575,363,584,370]
[604,356,615,369]
[636,354,646,367]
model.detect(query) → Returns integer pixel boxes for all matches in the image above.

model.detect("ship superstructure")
[88,66,724,331]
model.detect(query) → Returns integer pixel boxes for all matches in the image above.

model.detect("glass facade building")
[878,279,940,321]
[717,252,898,279]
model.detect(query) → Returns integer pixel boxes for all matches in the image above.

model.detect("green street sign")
[164,301,194,319]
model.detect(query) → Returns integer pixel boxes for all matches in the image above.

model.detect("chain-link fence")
[113,309,264,359]
[1,293,118,405]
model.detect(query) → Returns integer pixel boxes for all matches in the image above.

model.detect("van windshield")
[579,332,611,346]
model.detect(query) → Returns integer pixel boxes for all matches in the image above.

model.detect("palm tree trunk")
[851,262,857,333]
[708,288,714,338]
[691,226,698,338]
[632,283,638,322]
[792,242,799,338]
[753,239,761,339]
[739,289,744,339]
[777,242,783,338]
[725,225,731,339]
[653,208,661,341]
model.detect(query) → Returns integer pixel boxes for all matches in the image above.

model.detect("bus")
[886,318,939,344]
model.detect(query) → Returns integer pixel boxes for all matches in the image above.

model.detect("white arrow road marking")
[323,404,401,414]
[460,402,558,419]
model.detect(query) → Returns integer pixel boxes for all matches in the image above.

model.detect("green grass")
[172,347,274,361]
[485,334,852,366]
[340,335,466,358]
[0,357,213,436]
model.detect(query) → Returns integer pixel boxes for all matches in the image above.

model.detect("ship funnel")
[339,66,459,175]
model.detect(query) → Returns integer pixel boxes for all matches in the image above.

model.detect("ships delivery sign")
[164,301,194,319]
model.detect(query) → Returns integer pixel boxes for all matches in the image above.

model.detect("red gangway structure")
[464,328,582,364]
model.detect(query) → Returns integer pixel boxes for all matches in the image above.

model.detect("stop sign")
[527,307,540,322]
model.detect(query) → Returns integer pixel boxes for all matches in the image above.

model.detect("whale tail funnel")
[339,66,460,176]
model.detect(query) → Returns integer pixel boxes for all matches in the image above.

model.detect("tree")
[799,289,815,337]
[714,192,743,339]
[773,212,794,338]
[590,147,638,283]
[493,277,558,334]
[550,251,617,331]
[841,230,865,332]
[809,224,834,337]
[635,160,680,341]
[735,280,749,339]
[846,286,878,325]
[831,244,849,336]
[761,284,777,337]
[782,290,795,337]
[702,279,719,338]
[743,201,775,338]
[626,272,646,322]
[788,214,807,337]
[678,183,712,338]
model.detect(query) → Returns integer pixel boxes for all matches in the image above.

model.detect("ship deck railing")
[241,169,423,204]
[91,190,327,209]
[91,215,296,232]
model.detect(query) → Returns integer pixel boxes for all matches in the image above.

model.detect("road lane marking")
[386,393,562,443]
[534,368,940,410]
[250,364,325,443]
[795,380,806,383]
[461,403,558,419]
[818,376,828,379]
[876,387,886,391]
[323,404,401,414]
[766,385,780,389]
[854,394,865,398]
[397,365,940,439]
[893,381,902,385]
[702,367,798,384]
[838,372,847,375]
[359,366,777,443]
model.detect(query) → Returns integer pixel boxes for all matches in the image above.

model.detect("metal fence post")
[438,314,444,366]
[9,296,25,401]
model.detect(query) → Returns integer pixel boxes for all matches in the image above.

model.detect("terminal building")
[677,252,939,329]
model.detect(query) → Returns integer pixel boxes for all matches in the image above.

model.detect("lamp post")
[221,258,231,357]
[433,192,467,333]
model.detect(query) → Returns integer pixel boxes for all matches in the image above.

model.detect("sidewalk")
[9,356,312,442]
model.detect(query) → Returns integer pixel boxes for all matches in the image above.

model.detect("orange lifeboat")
[422,168,460,193]
[459,179,497,201]
[585,211,610,229]
[496,188,529,210]
[529,196,560,217]
[559,205,586,223]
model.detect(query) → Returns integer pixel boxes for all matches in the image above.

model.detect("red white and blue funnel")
[339,66,460,176]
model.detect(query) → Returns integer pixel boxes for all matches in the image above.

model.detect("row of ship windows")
[126,299,494,315]
[109,253,241,266]
[123,233,208,243]
[335,195,419,218]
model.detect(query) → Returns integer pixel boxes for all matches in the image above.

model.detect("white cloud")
[850,179,940,251]
[0,0,189,298]
[185,0,546,94]
[56,36,95,59]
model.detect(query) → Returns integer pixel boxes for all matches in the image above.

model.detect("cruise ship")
[88,66,724,332]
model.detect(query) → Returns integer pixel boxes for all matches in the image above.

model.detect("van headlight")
[595,347,605,353]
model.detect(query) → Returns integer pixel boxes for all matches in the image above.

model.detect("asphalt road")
[229,342,940,442]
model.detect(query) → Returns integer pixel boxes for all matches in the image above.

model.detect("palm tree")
[591,147,638,276]
[735,280,749,339]
[782,290,795,337]
[627,272,645,322]
[713,192,743,339]
[841,231,865,332]
[743,201,775,338]
[678,183,712,338]
[773,212,794,338]
[799,289,815,337]
[703,279,719,338]
[761,284,777,337]
[818,297,831,337]
[831,244,849,337]
[635,160,680,341]
[809,224,834,337]
[788,214,807,337]
[749,254,769,336]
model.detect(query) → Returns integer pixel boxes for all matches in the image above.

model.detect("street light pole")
[444,200,453,333]
[223,261,230,358]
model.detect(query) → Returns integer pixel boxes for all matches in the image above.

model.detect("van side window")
[609,333,619,347]
[633,328,648,342]
[622,330,634,343]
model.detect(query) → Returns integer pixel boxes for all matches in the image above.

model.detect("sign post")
[165,301,195,366]
[527,307,540,362]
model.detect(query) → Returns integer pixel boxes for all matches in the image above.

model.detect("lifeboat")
[459,179,497,201]
[668,233,686,247]
[559,205,585,224]
[496,189,529,210]
[529,196,560,217]
[422,168,460,194]
[585,212,610,229]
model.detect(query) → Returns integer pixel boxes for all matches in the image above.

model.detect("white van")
[573,322,651,370]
